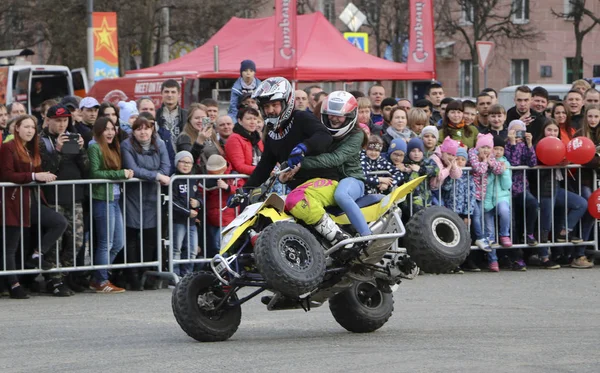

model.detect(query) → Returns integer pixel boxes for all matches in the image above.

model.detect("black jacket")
[505,107,545,143]
[172,175,202,225]
[39,128,90,205]
[246,110,335,189]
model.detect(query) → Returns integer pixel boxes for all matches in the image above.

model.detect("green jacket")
[302,130,365,181]
[87,144,126,201]
[484,157,512,212]
[438,125,479,149]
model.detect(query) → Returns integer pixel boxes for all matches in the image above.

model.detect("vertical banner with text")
[407,0,435,75]
[274,0,298,70]
[93,12,119,81]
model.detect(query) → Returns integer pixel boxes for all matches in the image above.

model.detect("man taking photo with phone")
[39,104,90,295]
[505,85,545,141]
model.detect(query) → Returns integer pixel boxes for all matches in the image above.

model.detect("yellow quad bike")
[172,172,470,342]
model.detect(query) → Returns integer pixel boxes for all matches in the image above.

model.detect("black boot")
[50,278,72,297]
[9,284,29,299]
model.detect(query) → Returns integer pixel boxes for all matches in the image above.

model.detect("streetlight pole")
[87,0,94,88]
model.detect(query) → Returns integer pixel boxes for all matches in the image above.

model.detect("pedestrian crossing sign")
[344,32,369,53]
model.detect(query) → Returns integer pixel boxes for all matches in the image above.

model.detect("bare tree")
[551,0,600,82]
[437,0,541,93]
[0,0,267,74]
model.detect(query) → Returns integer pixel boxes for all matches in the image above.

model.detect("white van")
[498,84,572,109]
[0,62,88,113]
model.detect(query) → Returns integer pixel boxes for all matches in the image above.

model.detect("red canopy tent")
[127,12,435,82]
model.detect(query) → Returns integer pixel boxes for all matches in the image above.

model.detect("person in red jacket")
[200,154,238,258]
[0,115,68,299]
[224,107,264,187]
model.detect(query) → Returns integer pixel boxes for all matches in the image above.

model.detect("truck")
[0,49,88,113]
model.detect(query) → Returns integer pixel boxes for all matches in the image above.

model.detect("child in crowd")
[487,104,508,139]
[420,125,439,157]
[382,107,415,151]
[202,154,238,258]
[504,120,541,249]
[408,108,428,136]
[468,133,505,255]
[536,120,591,268]
[429,137,462,206]
[483,136,514,271]
[442,147,479,271]
[118,101,138,134]
[171,151,202,277]
[401,137,439,212]
[360,135,403,195]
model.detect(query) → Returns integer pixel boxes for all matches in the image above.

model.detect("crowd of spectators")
[0,59,598,300]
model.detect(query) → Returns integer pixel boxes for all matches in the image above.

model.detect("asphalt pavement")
[1,268,599,373]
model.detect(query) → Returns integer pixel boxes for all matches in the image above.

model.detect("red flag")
[407,0,435,75]
[274,0,298,69]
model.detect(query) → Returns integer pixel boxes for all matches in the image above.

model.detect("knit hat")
[475,133,494,149]
[456,147,468,159]
[206,154,227,173]
[118,101,139,122]
[493,135,505,148]
[439,136,459,156]
[508,119,526,132]
[47,104,71,118]
[388,138,407,156]
[381,97,398,109]
[240,59,256,74]
[175,150,193,165]
[407,137,425,154]
[420,125,439,141]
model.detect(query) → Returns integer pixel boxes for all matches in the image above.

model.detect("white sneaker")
[475,239,492,252]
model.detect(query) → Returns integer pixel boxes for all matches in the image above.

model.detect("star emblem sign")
[93,17,118,58]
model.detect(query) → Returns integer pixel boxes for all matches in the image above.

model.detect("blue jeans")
[539,188,587,232]
[484,201,510,264]
[205,224,222,258]
[471,201,485,240]
[172,222,198,276]
[512,191,538,235]
[484,201,511,241]
[92,199,124,283]
[334,178,371,236]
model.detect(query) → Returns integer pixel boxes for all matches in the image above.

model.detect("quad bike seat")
[326,194,385,217]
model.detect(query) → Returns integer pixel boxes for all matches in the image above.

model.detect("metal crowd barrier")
[0,179,167,283]
[2,165,598,283]
[166,164,599,280]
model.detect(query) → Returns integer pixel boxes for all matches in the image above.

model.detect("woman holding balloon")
[551,103,576,147]
[536,119,592,269]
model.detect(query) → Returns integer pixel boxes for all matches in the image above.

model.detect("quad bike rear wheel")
[329,281,394,333]
[405,206,470,274]
[172,272,241,342]
[254,221,326,297]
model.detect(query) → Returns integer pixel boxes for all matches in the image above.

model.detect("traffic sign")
[344,32,369,53]
[339,2,366,32]
[476,41,494,70]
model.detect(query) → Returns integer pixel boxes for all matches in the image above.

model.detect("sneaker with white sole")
[475,239,492,252]
[90,281,125,293]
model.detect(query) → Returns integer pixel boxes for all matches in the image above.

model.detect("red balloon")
[566,136,596,164]
[587,189,600,219]
[536,137,566,166]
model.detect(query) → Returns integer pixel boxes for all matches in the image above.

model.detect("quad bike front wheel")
[254,221,326,297]
[329,281,394,333]
[404,206,470,274]
[172,272,241,342]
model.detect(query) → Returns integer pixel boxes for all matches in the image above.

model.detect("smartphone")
[516,130,526,138]
[201,117,211,128]
[61,133,80,154]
